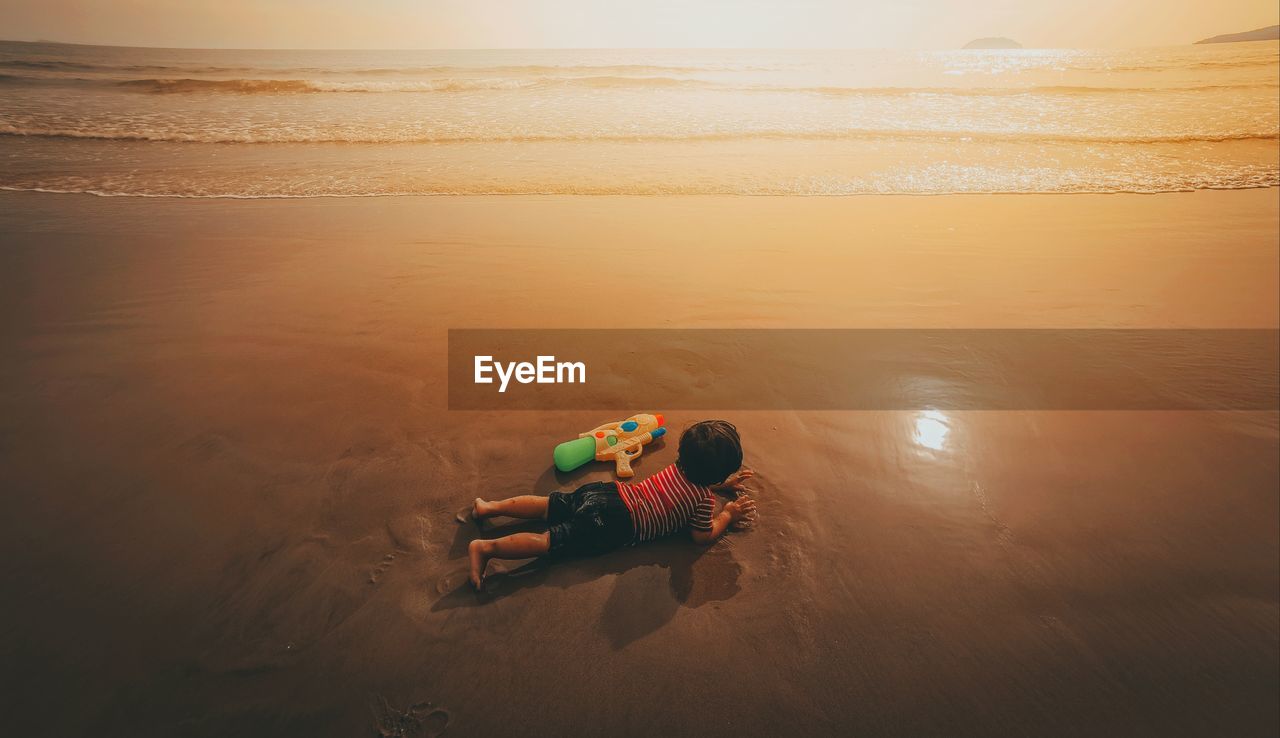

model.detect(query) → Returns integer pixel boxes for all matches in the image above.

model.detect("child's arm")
[691,493,756,544]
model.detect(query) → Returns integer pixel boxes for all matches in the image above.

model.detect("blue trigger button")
[621,421,638,432]
[651,427,666,438]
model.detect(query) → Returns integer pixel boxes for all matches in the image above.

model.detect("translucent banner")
[448,329,1279,410]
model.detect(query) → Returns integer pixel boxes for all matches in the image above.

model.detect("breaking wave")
[2,122,1276,145]
[110,75,710,93]
[2,71,1274,97]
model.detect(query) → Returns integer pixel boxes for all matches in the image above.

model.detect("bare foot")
[468,539,491,590]
[455,498,489,527]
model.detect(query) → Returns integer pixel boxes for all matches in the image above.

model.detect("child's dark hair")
[676,420,743,486]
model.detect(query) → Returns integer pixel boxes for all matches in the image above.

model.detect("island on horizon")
[1196,24,1279,44]
[963,37,1023,49]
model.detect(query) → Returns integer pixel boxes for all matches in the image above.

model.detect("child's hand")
[712,468,755,496]
[724,493,757,528]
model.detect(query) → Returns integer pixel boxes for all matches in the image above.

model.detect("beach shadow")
[536,462,595,493]
[432,531,741,649]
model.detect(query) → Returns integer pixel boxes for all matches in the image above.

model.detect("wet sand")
[0,189,1277,737]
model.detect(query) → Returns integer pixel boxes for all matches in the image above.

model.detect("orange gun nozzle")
[655,414,664,427]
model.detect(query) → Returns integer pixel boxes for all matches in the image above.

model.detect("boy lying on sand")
[462,420,757,590]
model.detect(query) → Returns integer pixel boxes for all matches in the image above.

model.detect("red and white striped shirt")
[616,464,715,542]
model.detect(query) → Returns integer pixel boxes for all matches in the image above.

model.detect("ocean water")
[0,40,1277,197]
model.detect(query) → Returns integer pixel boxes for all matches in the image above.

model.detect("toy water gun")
[553,413,666,478]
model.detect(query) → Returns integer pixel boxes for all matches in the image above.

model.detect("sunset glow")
[2,0,1277,49]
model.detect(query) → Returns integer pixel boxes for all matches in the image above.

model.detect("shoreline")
[5,183,1280,199]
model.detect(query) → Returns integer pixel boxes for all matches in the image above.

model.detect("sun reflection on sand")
[913,409,950,451]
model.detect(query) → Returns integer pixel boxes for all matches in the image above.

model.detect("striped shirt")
[616,464,715,542]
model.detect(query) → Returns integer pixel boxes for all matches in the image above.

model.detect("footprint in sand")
[434,561,511,596]
[371,695,450,738]
[369,552,399,585]
[416,706,450,737]
[435,568,470,594]
[401,564,507,621]
[416,514,434,553]
[178,431,235,462]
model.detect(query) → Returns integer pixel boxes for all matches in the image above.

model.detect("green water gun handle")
[553,436,597,473]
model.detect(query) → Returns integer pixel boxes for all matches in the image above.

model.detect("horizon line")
[4,35,1277,53]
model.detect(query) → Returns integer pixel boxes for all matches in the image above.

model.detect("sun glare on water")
[913,410,951,451]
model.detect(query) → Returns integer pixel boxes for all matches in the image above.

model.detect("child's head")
[676,420,743,486]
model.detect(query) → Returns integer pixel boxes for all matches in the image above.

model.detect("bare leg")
[469,532,550,590]
[473,495,548,521]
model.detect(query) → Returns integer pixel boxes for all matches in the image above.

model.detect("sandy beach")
[1,188,1276,736]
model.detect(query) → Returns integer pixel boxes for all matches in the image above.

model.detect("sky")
[2,0,1278,49]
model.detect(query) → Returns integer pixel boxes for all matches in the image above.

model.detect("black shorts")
[547,482,635,556]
